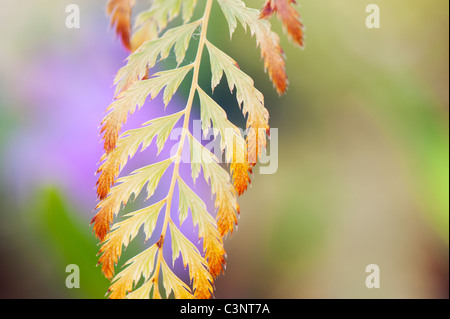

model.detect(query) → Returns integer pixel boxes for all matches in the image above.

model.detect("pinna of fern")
[92,0,304,299]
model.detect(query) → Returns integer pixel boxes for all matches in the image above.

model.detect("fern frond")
[160,258,194,299]
[100,63,193,154]
[107,0,135,51]
[217,0,287,95]
[188,134,239,237]
[261,0,305,48]
[135,0,199,34]
[92,158,172,242]
[206,40,269,196]
[108,244,159,299]
[178,176,226,277]
[197,86,250,195]
[97,199,166,280]
[170,221,214,298]
[114,21,201,95]
[94,0,304,299]
[96,110,183,200]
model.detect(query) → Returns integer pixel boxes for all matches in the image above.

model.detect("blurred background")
[0,0,448,298]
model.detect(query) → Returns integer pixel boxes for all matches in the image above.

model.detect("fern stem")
[152,0,214,296]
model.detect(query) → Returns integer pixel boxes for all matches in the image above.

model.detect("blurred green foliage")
[32,187,109,298]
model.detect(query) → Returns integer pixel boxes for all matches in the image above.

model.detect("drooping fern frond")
[92,0,305,299]
[261,0,305,48]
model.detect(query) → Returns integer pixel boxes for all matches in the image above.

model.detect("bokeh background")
[0,0,448,298]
